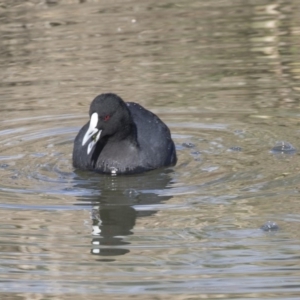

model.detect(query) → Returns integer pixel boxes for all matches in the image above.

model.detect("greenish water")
[1,0,300,299]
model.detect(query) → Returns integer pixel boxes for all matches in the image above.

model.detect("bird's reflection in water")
[74,169,175,257]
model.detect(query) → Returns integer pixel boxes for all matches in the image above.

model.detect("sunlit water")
[1,0,300,299]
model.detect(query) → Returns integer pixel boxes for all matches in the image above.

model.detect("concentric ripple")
[0,114,80,200]
[1,112,300,297]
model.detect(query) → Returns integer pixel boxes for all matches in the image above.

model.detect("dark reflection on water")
[90,206,133,256]
[74,170,174,257]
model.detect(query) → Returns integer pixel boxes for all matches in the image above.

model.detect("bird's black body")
[72,93,177,174]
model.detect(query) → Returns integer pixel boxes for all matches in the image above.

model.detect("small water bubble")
[182,142,195,149]
[260,221,279,232]
[271,141,296,155]
[110,167,118,175]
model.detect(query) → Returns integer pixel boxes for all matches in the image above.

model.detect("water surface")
[1,0,300,299]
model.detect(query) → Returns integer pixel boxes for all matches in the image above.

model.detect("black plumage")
[73,93,177,174]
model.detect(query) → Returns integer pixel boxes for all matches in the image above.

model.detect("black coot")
[72,93,177,174]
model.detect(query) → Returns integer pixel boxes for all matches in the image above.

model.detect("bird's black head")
[82,93,134,154]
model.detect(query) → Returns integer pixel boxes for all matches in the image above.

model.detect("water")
[1,0,300,299]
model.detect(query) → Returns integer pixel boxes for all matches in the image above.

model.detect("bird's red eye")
[104,115,110,121]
